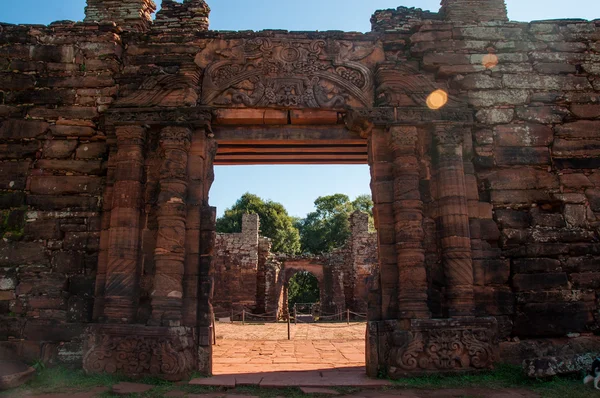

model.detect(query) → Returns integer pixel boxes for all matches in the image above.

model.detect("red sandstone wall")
[372,10,600,337]
[0,22,119,361]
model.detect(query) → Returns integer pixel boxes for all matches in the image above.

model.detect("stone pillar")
[434,124,474,317]
[150,126,192,327]
[197,136,218,376]
[85,0,157,32]
[440,0,508,22]
[93,146,117,320]
[103,126,147,323]
[367,128,397,321]
[390,126,430,321]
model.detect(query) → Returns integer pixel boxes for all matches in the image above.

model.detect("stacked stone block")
[85,0,157,32]
[154,0,210,32]
[0,21,120,360]
[440,0,508,22]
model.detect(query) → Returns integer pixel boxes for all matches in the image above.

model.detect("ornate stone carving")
[105,107,213,129]
[388,318,497,377]
[434,124,465,146]
[115,68,201,108]
[83,325,196,381]
[197,38,381,108]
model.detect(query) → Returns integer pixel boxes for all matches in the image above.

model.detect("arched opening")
[287,270,320,318]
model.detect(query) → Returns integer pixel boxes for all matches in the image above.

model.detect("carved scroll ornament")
[197,38,380,109]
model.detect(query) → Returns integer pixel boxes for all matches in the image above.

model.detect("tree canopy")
[216,193,301,254]
[287,271,320,312]
[296,194,374,254]
[216,192,373,255]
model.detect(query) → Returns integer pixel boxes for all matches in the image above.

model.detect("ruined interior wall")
[212,214,259,314]
[0,22,119,362]
[373,8,600,339]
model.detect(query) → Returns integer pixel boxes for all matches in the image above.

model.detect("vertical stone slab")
[368,127,397,321]
[103,126,147,323]
[93,146,117,320]
[197,137,217,375]
[390,126,430,321]
[150,127,192,326]
[434,124,475,317]
[182,129,207,327]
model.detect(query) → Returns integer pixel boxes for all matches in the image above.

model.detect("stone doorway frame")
[83,103,497,380]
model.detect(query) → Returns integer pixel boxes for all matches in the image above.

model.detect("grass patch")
[389,364,596,398]
[2,364,598,398]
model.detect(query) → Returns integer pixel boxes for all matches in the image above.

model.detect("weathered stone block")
[556,121,600,139]
[0,241,47,266]
[26,195,100,211]
[51,251,85,274]
[571,272,600,289]
[75,142,107,159]
[494,147,551,165]
[42,140,78,159]
[24,218,61,240]
[514,302,588,337]
[494,209,530,229]
[513,272,568,291]
[35,160,103,175]
[475,108,514,124]
[494,124,553,147]
[29,176,103,195]
[0,161,30,190]
[0,142,40,159]
[485,167,559,190]
[513,258,563,274]
[49,125,96,137]
[586,189,600,212]
[0,120,49,139]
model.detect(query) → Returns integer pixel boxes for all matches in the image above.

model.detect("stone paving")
[213,322,366,374]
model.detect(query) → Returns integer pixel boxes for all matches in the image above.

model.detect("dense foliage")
[287,271,320,312]
[296,194,374,254]
[216,193,301,254]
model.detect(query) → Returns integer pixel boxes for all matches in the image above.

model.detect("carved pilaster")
[390,126,430,321]
[434,124,474,317]
[103,126,147,323]
[150,127,192,327]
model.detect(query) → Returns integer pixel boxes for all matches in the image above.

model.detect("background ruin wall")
[211,212,378,317]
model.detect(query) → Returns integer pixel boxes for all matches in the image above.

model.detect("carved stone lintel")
[105,107,213,129]
[383,317,498,377]
[83,324,197,381]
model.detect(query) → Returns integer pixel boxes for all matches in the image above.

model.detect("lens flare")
[426,89,448,110]
[482,53,499,69]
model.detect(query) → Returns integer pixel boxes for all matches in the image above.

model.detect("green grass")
[2,364,598,398]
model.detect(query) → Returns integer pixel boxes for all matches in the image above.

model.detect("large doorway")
[208,122,374,376]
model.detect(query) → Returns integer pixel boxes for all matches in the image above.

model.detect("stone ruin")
[0,0,598,380]
[212,212,378,318]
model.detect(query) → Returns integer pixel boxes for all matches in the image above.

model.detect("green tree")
[216,193,301,254]
[287,271,320,312]
[297,194,373,254]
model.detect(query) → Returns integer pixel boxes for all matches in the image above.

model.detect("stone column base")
[367,317,498,378]
[83,324,197,381]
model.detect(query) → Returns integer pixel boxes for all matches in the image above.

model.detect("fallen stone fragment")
[0,360,36,390]
[523,352,599,378]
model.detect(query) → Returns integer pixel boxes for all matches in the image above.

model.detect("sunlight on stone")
[426,89,448,110]
[482,53,499,69]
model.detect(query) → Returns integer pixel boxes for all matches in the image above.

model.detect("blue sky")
[3,0,599,217]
